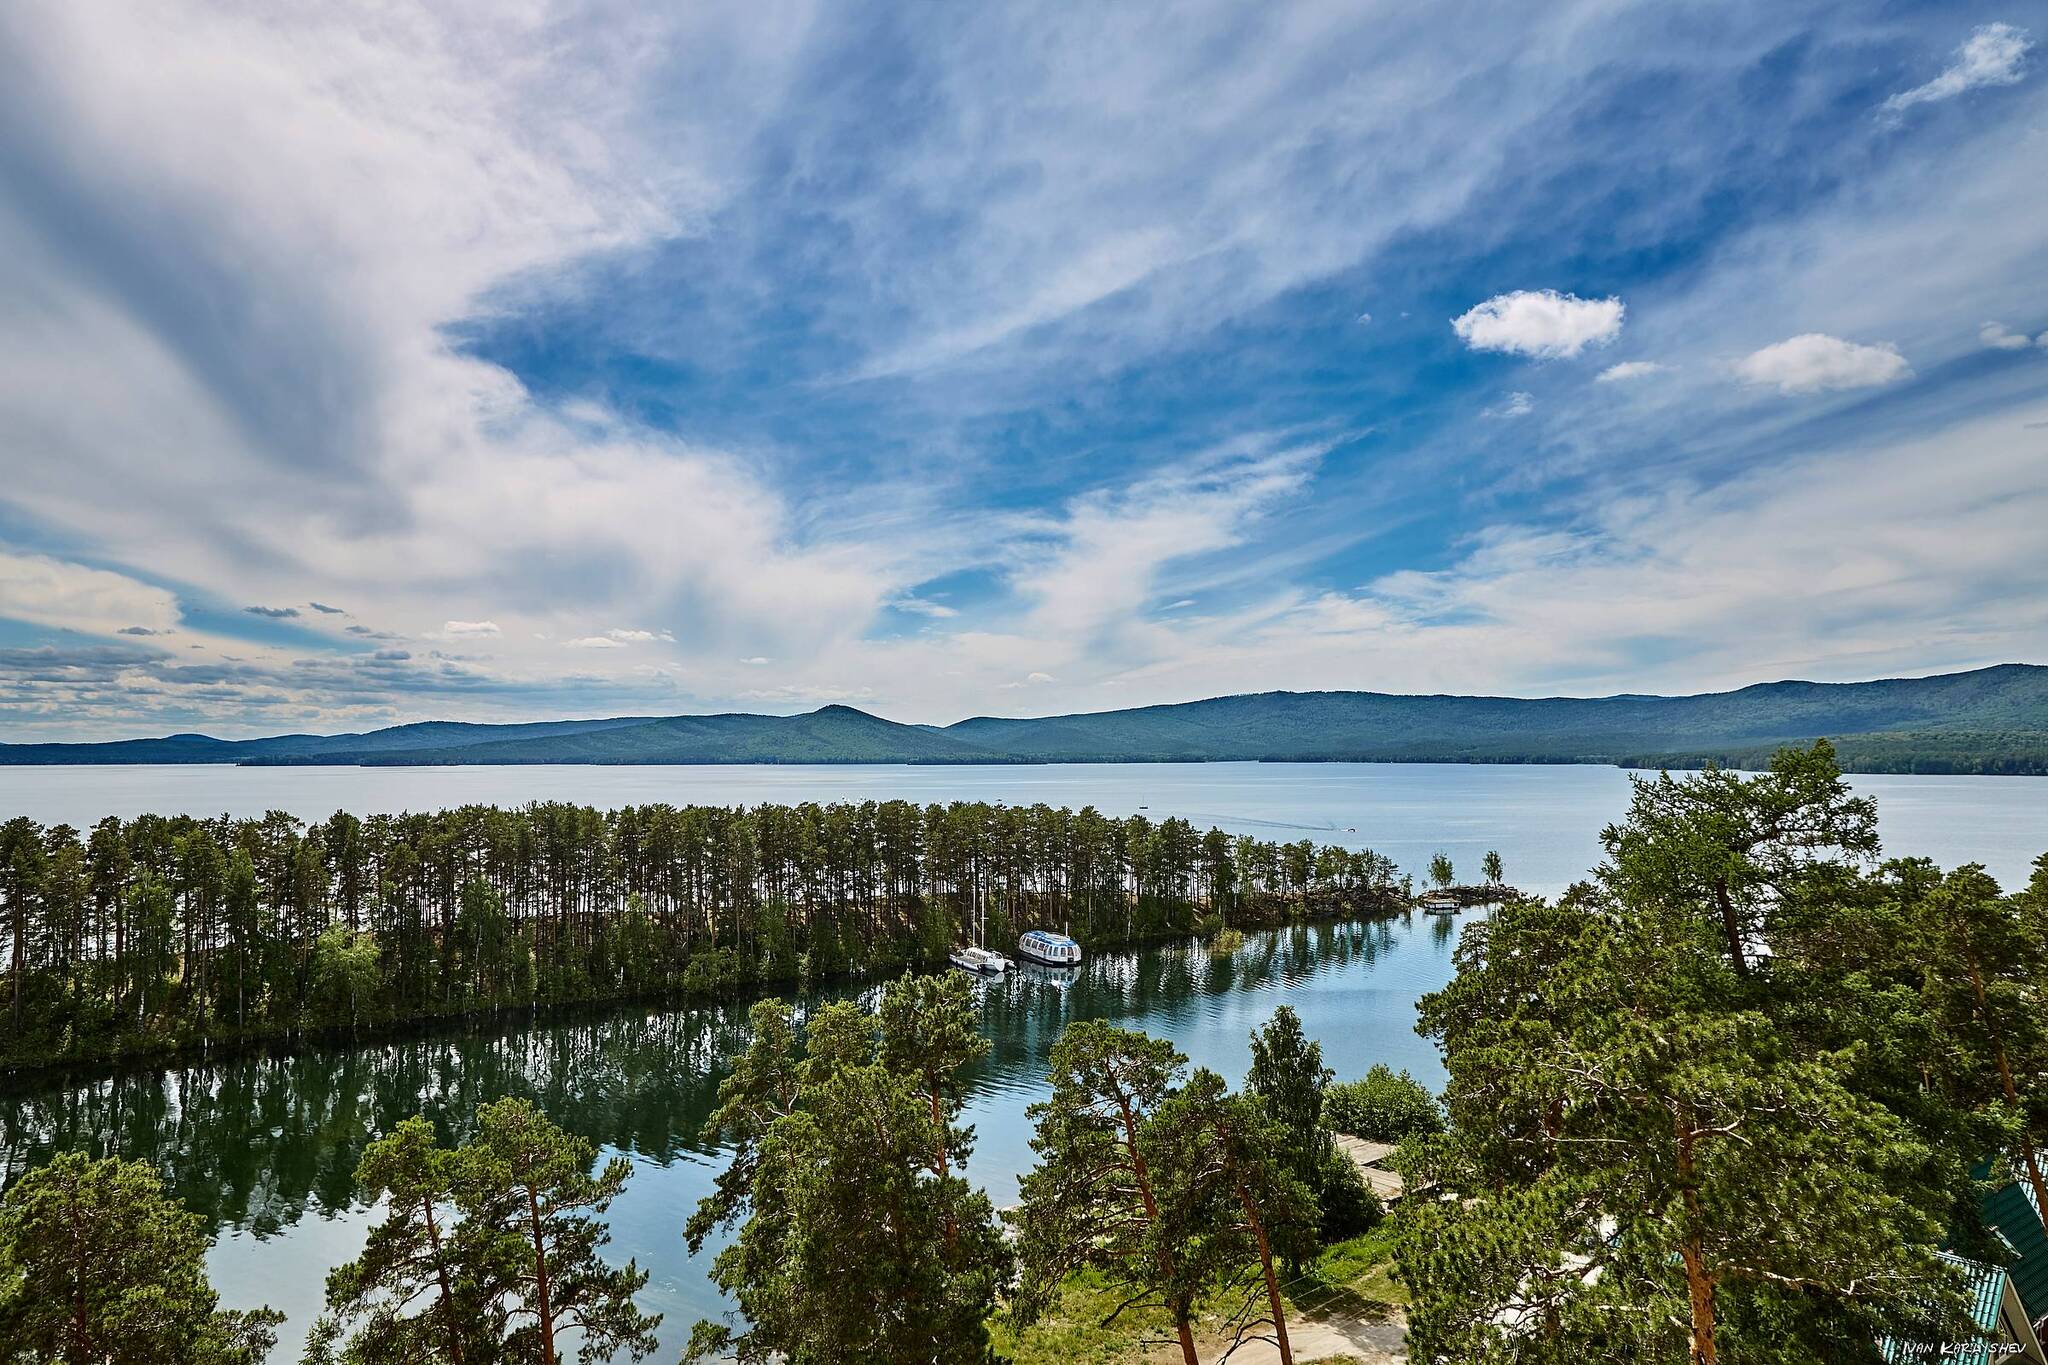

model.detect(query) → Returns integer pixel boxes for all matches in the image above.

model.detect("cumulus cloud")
[565,636,625,649]
[441,620,502,637]
[1735,334,1912,395]
[1981,321,2035,351]
[1452,290,1625,359]
[1595,360,1671,382]
[308,601,346,614]
[243,605,300,619]
[1883,23,2032,116]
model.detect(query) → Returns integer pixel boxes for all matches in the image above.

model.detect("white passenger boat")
[949,945,1007,974]
[1016,929,1082,967]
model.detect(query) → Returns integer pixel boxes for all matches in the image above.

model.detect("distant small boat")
[949,945,1007,975]
[1017,929,1083,967]
[1418,892,1459,914]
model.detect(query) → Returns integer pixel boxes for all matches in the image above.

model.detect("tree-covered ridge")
[6,663,2048,772]
[0,800,1402,1073]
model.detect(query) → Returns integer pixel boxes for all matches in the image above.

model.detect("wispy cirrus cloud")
[1883,22,2031,116]
[1,3,2046,736]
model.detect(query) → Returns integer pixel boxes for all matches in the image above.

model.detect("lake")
[2,761,2044,1355]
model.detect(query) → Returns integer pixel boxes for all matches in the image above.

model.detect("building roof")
[1984,1177,2048,1326]
[1881,1253,2008,1365]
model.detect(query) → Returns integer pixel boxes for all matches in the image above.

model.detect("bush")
[1325,1064,1443,1142]
[1317,1146,1383,1241]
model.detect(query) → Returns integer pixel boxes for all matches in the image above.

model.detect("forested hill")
[5,663,2047,774]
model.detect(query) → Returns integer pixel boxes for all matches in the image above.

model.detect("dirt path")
[1184,1307,1408,1364]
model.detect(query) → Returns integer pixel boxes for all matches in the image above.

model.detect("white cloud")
[565,635,624,649]
[1734,334,1912,395]
[1883,23,2032,116]
[441,620,502,637]
[889,596,960,618]
[1981,321,2035,350]
[740,656,770,665]
[1484,391,1534,418]
[1452,290,1624,360]
[0,546,182,636]
[1595,360,1671,382]
[1015,441,1321,646]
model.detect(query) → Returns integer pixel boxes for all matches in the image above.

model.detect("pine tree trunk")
[1117,1095,1199,1365]
[526,1183,557,1363]
[1676,1105,1717,1365]
[1239,1184,1294,1365]
[1713,876,1746,976]
[421,1196,466,1365]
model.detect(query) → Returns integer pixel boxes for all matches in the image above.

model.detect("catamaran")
[1016,929,1082,967]
[948,945,1008,974]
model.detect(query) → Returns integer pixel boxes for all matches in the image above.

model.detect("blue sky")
[1,2,2045,739]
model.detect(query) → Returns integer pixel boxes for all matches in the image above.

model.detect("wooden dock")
[1334,1133,1407,1203]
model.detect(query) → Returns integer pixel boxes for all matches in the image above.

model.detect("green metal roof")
[1881,1253,2009,1365]
[1983,1178,2048,1325]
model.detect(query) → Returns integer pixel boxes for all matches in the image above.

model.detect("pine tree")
[688,991,1008,1364]
[0,1151,282,1365]
[1011,1021,1202,1365]
[1401,755,1973,1365]
[1244,1005,1332,1267]
[457,1099,660,1365]
[1148,1069,1318,1365]
[307,1115,497,1364]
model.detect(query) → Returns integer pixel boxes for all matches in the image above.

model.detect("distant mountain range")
[6,664,2048,774]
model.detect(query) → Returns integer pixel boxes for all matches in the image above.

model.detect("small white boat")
[949,945,1007,974]
[1017,929,1082,967]
[1418,892,1459,915]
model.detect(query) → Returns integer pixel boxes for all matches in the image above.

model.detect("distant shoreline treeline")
[0,800,1406,1074]
[5,663,2046,774]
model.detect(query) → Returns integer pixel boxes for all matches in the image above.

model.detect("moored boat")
[1017,929,1082,967]
[1418,892,1459,914]
[949,945,1007,974]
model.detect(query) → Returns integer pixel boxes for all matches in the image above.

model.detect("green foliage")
[1245,1004,1334,1262]
[307,1116,497,1364]
[313,1103,658,1365]
[0,1151,282,1364]
[1323,1065,1442,1143]
[1146,1069,1319,1360]
[1398,744,1988,1364]
[1481,850,1503,885]
[1426,853,1455,891]
[687,979,1010,1364]
[1314,1146,1382,1242]
[1012,1022,1197,1356]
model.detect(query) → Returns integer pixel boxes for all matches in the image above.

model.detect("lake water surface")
[1,761,2043,1354]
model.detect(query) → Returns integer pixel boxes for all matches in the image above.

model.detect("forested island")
[4,743,2047,1364]
[6,662,2048,773]
[0,800,1403,1073]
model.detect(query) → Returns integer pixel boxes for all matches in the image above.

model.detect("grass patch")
[995,1228,1405,1364]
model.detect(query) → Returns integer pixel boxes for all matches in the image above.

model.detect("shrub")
[1324,1064,1443,1142]
[1317,1146,1383,1240]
